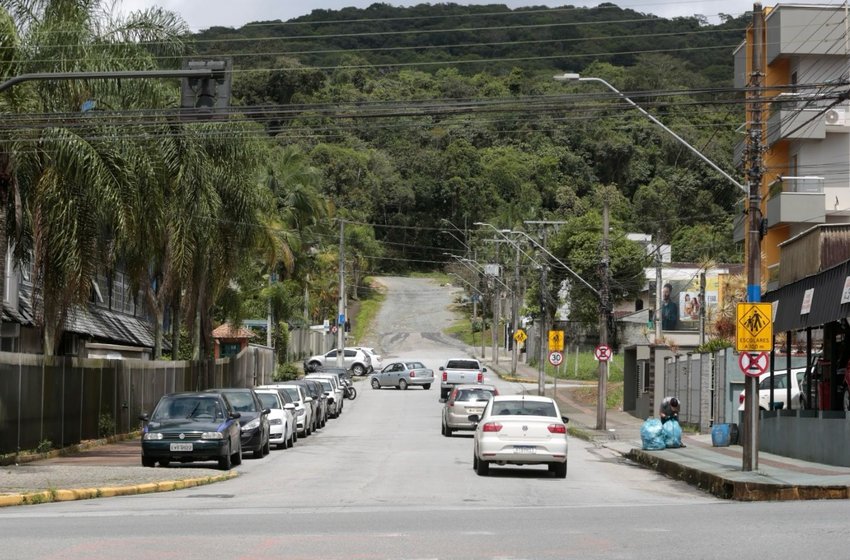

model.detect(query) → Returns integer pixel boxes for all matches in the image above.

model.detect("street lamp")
[554,73,747,195]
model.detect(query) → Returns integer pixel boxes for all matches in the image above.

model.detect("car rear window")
[492,401,557,417]
[405,362,425,369]
[456,389,495,401]
[446,360,479,369]
[257,392,281,409]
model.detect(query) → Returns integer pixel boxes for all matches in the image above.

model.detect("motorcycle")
[344,382,357,400]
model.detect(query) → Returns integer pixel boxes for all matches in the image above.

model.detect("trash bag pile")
[641,417,683,450]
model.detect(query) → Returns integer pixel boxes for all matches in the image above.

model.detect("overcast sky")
[116,0,833,30]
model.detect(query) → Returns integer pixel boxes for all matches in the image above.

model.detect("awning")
[762,258,850,331]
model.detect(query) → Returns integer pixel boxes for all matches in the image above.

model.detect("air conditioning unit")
[825,108,848,126]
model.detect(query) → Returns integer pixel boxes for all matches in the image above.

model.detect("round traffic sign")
[739,351,769,377]
[594,344,612,362]
[331,325,339,334]
[548,351,563,366]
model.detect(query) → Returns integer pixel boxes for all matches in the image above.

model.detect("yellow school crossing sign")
[513,329,527,344]
[735,302,772,352]
[548,330,565,352]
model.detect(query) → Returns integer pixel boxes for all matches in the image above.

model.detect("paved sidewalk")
[484,354,850,501]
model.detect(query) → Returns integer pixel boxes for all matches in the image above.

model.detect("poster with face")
[660,273,720,331]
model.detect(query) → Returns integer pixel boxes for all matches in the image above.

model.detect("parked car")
[470,395,569,478]
[304,347,372,376]
[442,384,499,436]
[315,366,352,384]
[263,383,313,437]
[291,379,327,429]
[739,368,806,411]
[357,347,383,371]
[207,388,271,459]
[140,392,242,470]
[439,358,486,400]
[306,374,343,418]
[254,389,297,449]
[371,361,435,390]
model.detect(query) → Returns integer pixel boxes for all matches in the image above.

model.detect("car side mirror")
[262,408,271,415]
[305,397,313,403]
[468,414,480,425]
[439,366,445,371]
[562,416,570,424]
[482,367,488,372]
[284,403,296,411]
[230,412,241,419]
[138,413,149,422]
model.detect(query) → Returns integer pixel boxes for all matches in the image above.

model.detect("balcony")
[766,108,825,147]
[766,176,826,227]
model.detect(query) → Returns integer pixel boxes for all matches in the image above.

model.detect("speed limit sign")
[548,351,564,366]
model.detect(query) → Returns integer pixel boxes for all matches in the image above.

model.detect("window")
[257,392,281,409]
[344,349,356,358]
[405,362,425,369]
[446,360,479,369]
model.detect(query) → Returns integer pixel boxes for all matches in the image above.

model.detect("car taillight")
[477,372,483,382]
[410,371,415,377]
[482,422,502,432]
[548,424,567,434]
[442,372,447,381]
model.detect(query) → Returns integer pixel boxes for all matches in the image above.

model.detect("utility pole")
[597,196,611,430]
[539,262,548,396]
[511,241,520,376]
[743,3,765,472]
[337,220,346,368]
[655,233,663,341]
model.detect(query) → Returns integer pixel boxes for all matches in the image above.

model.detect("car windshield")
[257,392,281,409]
[456,389,494,401]
[152,396,224,421]
[281,387,300,401]
[492,400,557,417]
[446,360,478,369]
[405,362,425,369]
[318,380,333,391]
[221,391,257,412]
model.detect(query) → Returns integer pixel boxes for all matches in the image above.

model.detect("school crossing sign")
[735,302,773,352]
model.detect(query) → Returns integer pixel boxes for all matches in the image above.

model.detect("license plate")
[514,446,536,454]
[467,408,483,414]
[170,443,193,452]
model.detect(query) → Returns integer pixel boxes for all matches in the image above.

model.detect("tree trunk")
[152,307,163,359]
[171,288,180,360]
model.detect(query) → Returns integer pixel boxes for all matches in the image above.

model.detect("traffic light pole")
[0,69,220,94]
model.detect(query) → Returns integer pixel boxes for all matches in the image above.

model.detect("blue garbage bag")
[640,418,665,450]
[662,418,683,448]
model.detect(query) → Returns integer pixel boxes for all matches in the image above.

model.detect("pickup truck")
[439,358,486,400]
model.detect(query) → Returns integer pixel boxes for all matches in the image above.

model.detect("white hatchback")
[738,368,806,411]
[471,395,569,478]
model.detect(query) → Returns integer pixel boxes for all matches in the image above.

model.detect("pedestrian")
[659,396,680,424]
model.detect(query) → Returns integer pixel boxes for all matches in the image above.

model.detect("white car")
[262,384,314,437]
[358,347,383,371]
[254,389,296,449]
[738,368,806,411]
[471,395,569,478]
[304,347,372,376]
[306,374,344,418]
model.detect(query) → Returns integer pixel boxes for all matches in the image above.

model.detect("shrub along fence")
[0,346,274,456]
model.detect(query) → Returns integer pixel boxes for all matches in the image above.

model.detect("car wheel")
[307,361,321,372]
[441,422,446,436]
[219,443,233,470]
[141,456,156,468]
[423,384,431,390]
[352,364,366,376]
[231,442,242,466]
[440,389,449,400]
[263,435,271,455]
[473,453,479,470]
[371,378,381,390]
[549,462,567,479]
[158,459,170,467]
[399,379,408,391]
[253,443,264,459]
[475,456,490,476]
[445,424,453,437]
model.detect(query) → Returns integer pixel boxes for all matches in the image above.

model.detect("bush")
[274,363,300,381]
[696,338,733,353]
[36,439,53,454]
[98,412,115,438]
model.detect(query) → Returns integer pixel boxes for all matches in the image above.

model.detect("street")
[1,277,848,559]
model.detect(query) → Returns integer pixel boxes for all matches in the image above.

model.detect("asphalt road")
[1,277,848,559]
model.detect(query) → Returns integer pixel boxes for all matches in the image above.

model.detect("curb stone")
[0,470,238,508]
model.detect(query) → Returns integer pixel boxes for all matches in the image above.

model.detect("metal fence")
[0,346,274,456]
[285,328,334,363]
[663,351,719,433]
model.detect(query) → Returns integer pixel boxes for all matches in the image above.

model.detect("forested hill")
[193,2,748,82]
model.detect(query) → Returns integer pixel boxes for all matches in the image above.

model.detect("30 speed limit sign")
[548,351,564,366]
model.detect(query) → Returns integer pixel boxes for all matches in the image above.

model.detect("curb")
[0,470,238,508]
[626,448,850,501]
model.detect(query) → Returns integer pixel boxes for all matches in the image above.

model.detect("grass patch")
[539,349,624,383]
[570,382,624,410]
[352,282,386,342]
[445,316,492,349]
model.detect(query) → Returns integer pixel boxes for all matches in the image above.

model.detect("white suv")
[304,347,372,376]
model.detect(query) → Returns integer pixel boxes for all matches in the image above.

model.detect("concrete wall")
[761,410,850,467]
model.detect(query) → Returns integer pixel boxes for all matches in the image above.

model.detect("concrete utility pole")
[539,261,548,396]
[655,233,663,341]
[337,220,346,368]
[743,3,766,472]
[511,241,520,376]
[597,197,611,431]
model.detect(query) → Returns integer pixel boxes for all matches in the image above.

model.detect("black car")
[207,388,271,459]
[291,379,327,430]
[140,392,242,470]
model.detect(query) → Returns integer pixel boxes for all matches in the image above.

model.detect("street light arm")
[556,74,747,194]
[448,272,482,295]
[0,69,218,94]
[473,221,544,267]
[509,230,601,298]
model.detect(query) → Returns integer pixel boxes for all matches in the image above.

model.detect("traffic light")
[180,58,232,118]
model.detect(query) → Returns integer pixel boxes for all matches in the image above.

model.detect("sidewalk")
[484,355,850,501]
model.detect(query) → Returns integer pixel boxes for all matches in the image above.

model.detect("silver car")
[442,384,498,436]
[371,361,435,390]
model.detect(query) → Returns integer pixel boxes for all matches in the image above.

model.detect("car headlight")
[242,418,261,431]
[143,432,163,440]
[269,418,282,425]
[201,432,224,440]
[297,409,305,417]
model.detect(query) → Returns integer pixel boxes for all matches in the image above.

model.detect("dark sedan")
[207,388,271,459]
[140,392,242,470]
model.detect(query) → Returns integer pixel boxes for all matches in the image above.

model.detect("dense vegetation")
[0,1,747,358]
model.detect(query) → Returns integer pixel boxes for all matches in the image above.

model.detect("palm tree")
[0,0,189,354]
